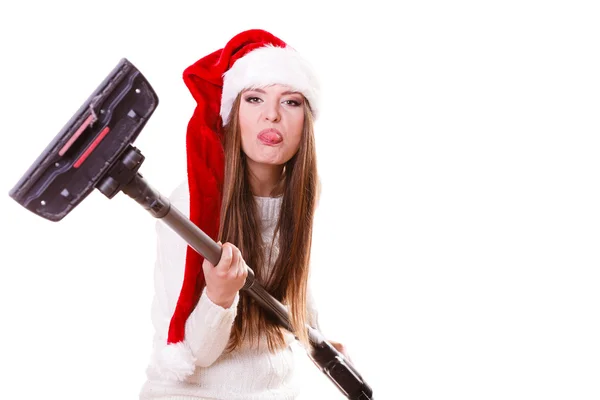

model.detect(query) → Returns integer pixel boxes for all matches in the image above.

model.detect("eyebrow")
[244,88,301,96]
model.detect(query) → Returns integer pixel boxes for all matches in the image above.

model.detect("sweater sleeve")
[151,182,238,368]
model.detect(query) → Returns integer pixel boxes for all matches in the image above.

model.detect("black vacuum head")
[8,58,159,221]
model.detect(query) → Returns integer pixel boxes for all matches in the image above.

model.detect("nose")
[263,100,281,123]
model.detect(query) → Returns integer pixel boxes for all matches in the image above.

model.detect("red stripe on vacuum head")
[59,114,96,156]
[73,126,110,168]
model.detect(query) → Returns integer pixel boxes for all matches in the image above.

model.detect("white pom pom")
[154,341,196,381]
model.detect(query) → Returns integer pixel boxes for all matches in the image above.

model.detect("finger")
[202,257,215,270]
[203,260,216,278]
[216,243,233,271]
[340,345,352,363]
[236,259,248,280]
[330,340,350,360]
[229,246,241,272]
[241,262,249,279]
[240,260,249,279]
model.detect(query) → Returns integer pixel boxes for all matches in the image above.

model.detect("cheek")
[239,105,251,132]
[287,114,304,148]
[239,106,256,152]
[239,129,254,157]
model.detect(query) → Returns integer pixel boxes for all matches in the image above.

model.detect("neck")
[246,159,284,197]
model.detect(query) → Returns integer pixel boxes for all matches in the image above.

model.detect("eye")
[283,99,302,106]
[244,96,262,103]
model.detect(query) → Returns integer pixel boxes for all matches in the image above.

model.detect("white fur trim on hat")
[220,45,320,125]
[152,341,196,381]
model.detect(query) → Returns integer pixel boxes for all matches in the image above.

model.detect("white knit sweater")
[139,182,318,400]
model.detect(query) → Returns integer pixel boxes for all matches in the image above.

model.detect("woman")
[139,29,348,400]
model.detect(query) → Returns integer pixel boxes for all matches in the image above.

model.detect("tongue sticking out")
[258,131,282,144]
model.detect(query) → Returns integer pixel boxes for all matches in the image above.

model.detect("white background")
[1,1,599,399]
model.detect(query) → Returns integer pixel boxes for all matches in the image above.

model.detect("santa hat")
[154,29,320,380]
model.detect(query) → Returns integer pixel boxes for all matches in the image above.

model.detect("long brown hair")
[218,93,318,351]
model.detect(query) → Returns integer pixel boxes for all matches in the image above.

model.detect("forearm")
[151,182,238,368]
[184,287,239,367]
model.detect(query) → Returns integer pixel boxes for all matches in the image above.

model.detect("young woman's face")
[238,84,305,167]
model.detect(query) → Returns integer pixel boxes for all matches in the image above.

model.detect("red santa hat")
[154,29,320,380]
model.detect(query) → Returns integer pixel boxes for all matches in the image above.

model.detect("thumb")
[202,255,215,269]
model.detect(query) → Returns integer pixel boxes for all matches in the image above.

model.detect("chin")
[255,158,287,167]
[250,150,293,166]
